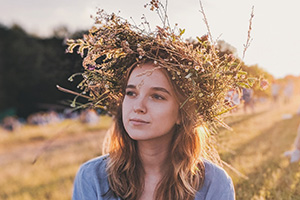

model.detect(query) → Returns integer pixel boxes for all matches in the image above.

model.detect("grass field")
[219,96,300,200]
[0,97,300,200]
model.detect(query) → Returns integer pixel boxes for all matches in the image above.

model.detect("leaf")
[196,36,202,43]
[90,26,98,33]
[237,71,247,75]
[172,35,176,42]
[179,28,185,36]
[67,43,79,53]
[78,44,88,56]
[66,39,75,45]
[216,105,238,116]
[77,39,85,44]
[236,82,250,88]
[247,77,257,87]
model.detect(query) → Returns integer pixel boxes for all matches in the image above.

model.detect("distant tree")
[217,40,238,57]
[0,24,84,118]
[52,25,70,39]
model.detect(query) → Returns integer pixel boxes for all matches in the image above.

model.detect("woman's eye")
[152,94,166,100]
[125,91,136,97]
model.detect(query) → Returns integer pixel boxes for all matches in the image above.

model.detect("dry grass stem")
[32,124,71,164]
[56,85,90,99]
[242,6,254,60]
[198,0,214,44]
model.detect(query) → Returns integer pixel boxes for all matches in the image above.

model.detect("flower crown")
[63,7,254,127]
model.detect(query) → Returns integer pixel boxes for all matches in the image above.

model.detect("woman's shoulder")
[203,160,232,184]
[77,154,110,179]
[195,160,235,199]
[81,154,109,167]
[73,155,112,199]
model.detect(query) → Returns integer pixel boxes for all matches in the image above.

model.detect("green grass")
[1,99,300,200]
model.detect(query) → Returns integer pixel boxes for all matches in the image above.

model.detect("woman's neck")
[139,144,169,175]
[137,134,172,175]
[136,131,174,200]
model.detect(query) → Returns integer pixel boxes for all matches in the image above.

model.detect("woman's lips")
[129,119,150,126]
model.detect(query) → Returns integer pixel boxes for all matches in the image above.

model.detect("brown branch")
[56,85,91,99]
[198,0,213,43]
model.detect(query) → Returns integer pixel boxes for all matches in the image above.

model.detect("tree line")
[0,24,85,119]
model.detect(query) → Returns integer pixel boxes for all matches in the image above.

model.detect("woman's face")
[122,64,180,142]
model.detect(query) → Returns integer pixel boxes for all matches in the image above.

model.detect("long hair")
[102,63,219,200]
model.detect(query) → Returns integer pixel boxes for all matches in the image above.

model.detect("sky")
[0,0,299,79]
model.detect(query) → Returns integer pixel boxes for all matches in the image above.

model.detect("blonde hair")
[102,64,219,200]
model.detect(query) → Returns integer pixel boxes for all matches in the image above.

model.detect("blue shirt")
[73,155,235,200]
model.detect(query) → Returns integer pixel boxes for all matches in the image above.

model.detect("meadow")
[0,97,300,200]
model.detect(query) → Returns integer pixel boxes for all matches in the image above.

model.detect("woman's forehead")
[128,64,172,89]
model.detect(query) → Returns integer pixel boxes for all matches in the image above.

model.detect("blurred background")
[0,0,300,199]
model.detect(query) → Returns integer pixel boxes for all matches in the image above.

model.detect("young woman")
[66,7,249,200]
[72,63,235,200]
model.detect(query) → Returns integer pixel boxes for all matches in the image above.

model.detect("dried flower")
[194,66,200,71]
[64,8,256,126]
[87,64,95,71]
[260,79,269,90]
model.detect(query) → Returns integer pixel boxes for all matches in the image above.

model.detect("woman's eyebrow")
[126,84,136,89]
[126,85,171,96]
[151,87,171,95]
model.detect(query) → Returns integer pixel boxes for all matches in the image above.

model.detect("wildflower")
[260,79,269,90]
[87,64,95,71]
[137,47,145,56]
[194,66,200,71]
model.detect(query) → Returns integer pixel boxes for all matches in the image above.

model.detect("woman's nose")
[133,96,147,114]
